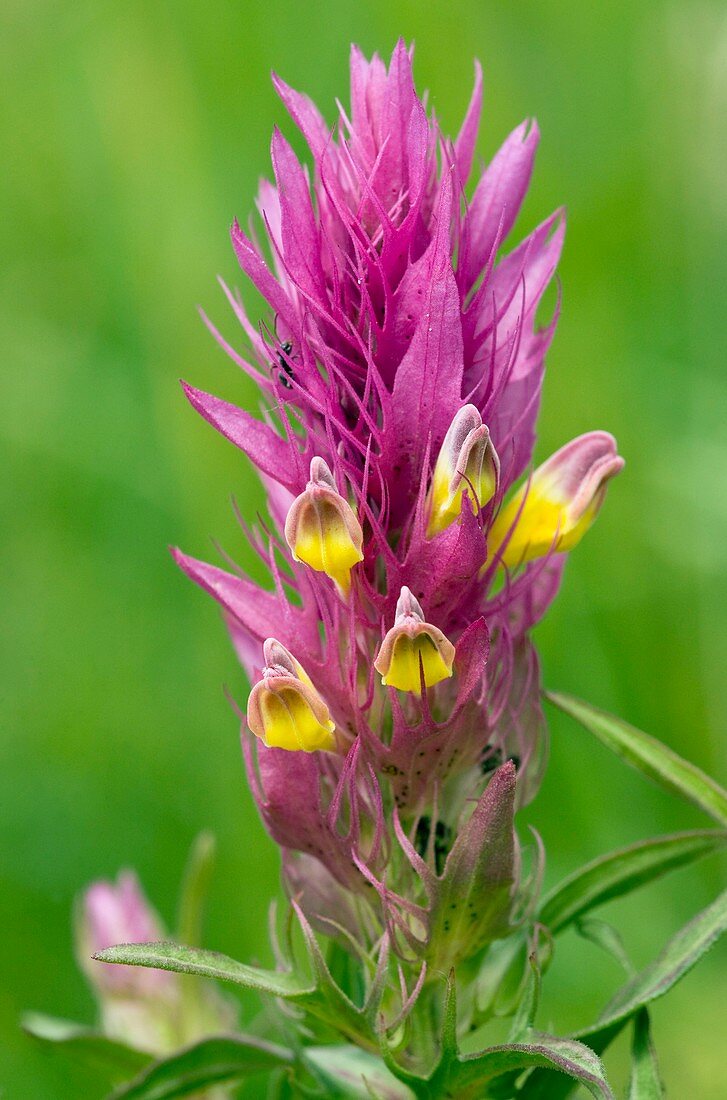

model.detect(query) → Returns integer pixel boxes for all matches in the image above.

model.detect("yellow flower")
[246,639,337,752]
[374,587,455,693]
[428,405,499,537]
[488,432,624,568]
[284,458,364,593]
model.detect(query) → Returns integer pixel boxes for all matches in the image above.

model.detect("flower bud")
[488,431,624,568]
[247,638,337,752]
[76,872,178,1053]
[374,587,455,692]
[428,405,499,537]
[79,872,172,998]
[284,458,364,593]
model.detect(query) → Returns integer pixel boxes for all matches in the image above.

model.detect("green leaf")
[23,1013,151,1081]
[173,832,230,1036]
[575,918,634,977]
[451,1035,614,1099]
[387,1038,614,1100]
[546,692,727,826]
[539,829,727,934]
[425,763,518,972]
[176,831,216,948]
[109,1034,293,1099]
[440,970,458,1067]
[326,940,368,1009]
[507,929,548,1041]
[628,1011,664,1100]
[473,934,530,1024]
[304,1045,415,1099]
[93,941,315,1000]
[579,886,727,1047]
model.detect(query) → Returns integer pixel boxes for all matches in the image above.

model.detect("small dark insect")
[480,747,503,775]
[276,340,294,389]
[480,748,520,775]
[414,816,452,876]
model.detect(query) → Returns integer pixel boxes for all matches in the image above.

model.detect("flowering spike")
[48,41,650,1088]
[374,587,455,693]
[170,40,627,1012]
[284,458,364,593]
[488,432,625,568]
[427,404,500,536]
[247,638,337,753]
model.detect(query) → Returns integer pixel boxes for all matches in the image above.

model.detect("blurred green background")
[2,0,726,1094]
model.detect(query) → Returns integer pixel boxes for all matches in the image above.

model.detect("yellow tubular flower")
[428,404,500,537]
[246,639,337,753]
[374,587,455,693]
[284,458,364,593]
[488,431,625,569]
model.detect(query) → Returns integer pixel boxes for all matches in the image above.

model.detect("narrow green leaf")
[440,970,458,1065]
[539,829,726,933]
[451,1034,614,1099]
[23,1013,151,1081]
[267,1069,297,1100]
[473,934,529,1024]
[575,919,634,977]
[93,941,315,1000]
[577,886,727,1047]
[176,832,216,948]
[377,1027,430,1097]
[628,1011,664,1100]
[508,929,547,1041]
[382,973,460,1098]
[546,692,727,826]
[110,1034,293,1099]
[304,1045,415,1099]
[173,832,223,1035]
[326,940,368,1009]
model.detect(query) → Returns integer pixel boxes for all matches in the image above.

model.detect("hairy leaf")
[507,929,548,1041]
[451,1034,614,1098]
[547,693,727,826]
[385,1029,613,1099]
[473,934,529,1025]
[426,762,518,971]
[93,941,314,1000]
[539,829,726,933]
[96,932,383,1052]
